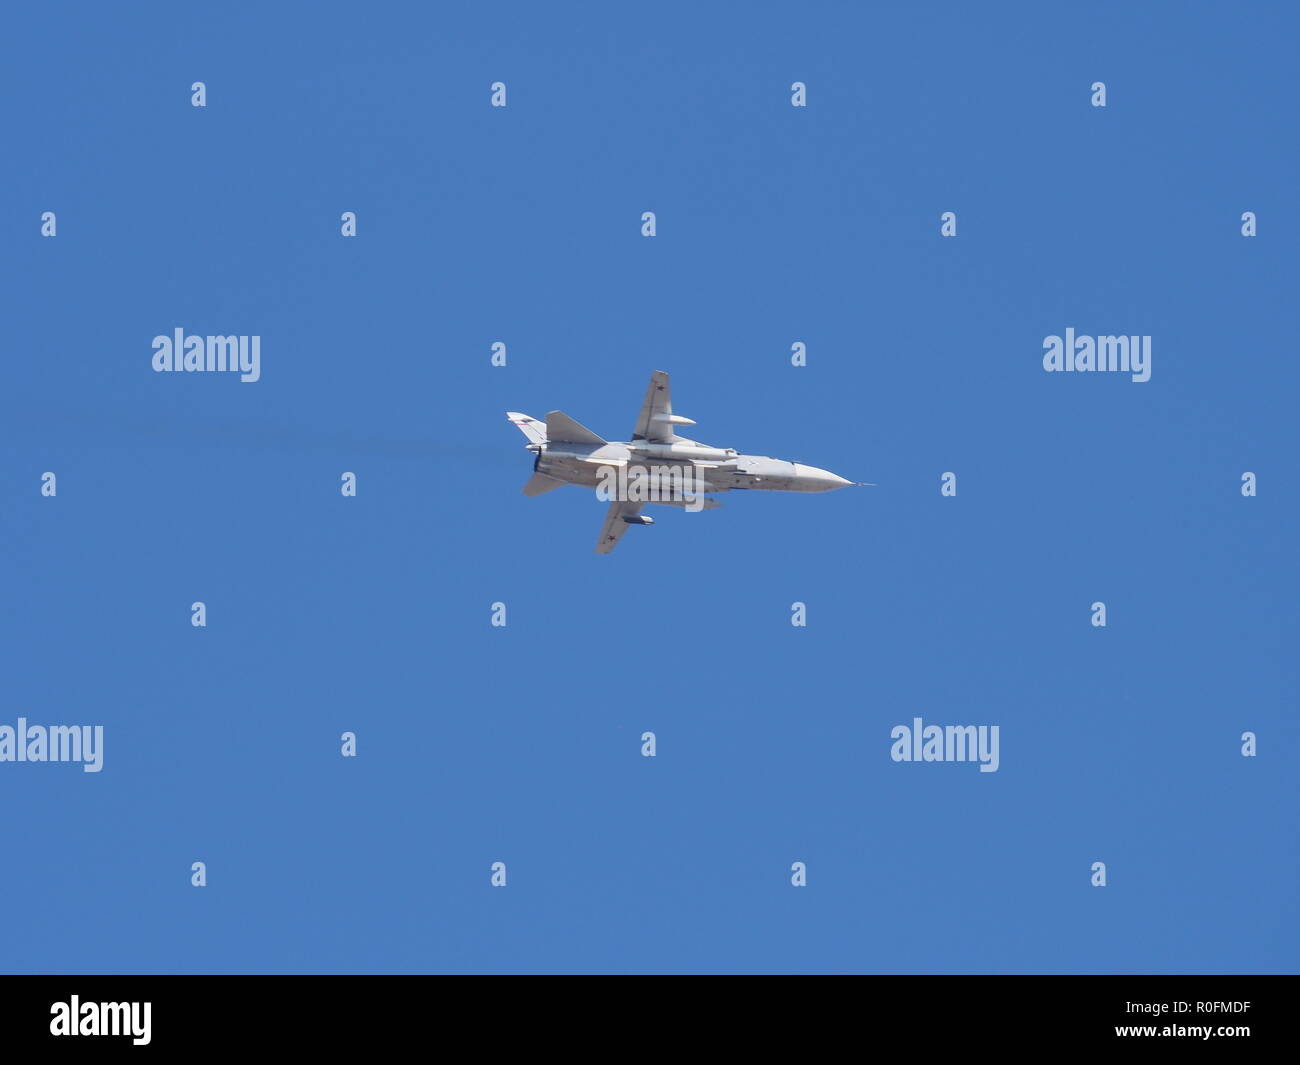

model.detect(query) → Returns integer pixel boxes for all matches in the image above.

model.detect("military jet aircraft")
[507,370,862,553]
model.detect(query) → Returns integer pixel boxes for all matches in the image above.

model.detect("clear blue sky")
[3,1,1296,974]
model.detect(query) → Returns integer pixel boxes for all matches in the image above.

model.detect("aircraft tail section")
[506,412,547,444]
[522,471,566,497]
[545,410,606,446]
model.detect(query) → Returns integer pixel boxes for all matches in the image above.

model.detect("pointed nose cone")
[794,464,853,491]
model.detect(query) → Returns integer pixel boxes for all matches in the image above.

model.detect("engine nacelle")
[621,514,655,526]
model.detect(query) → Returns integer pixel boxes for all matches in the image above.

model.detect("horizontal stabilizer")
[546,410,606,446]
[522,471,566,497]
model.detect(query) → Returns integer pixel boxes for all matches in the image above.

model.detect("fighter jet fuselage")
[535,440,849,495]
[507,370,860,553]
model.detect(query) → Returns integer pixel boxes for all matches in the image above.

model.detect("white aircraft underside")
[507,370,859,554]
